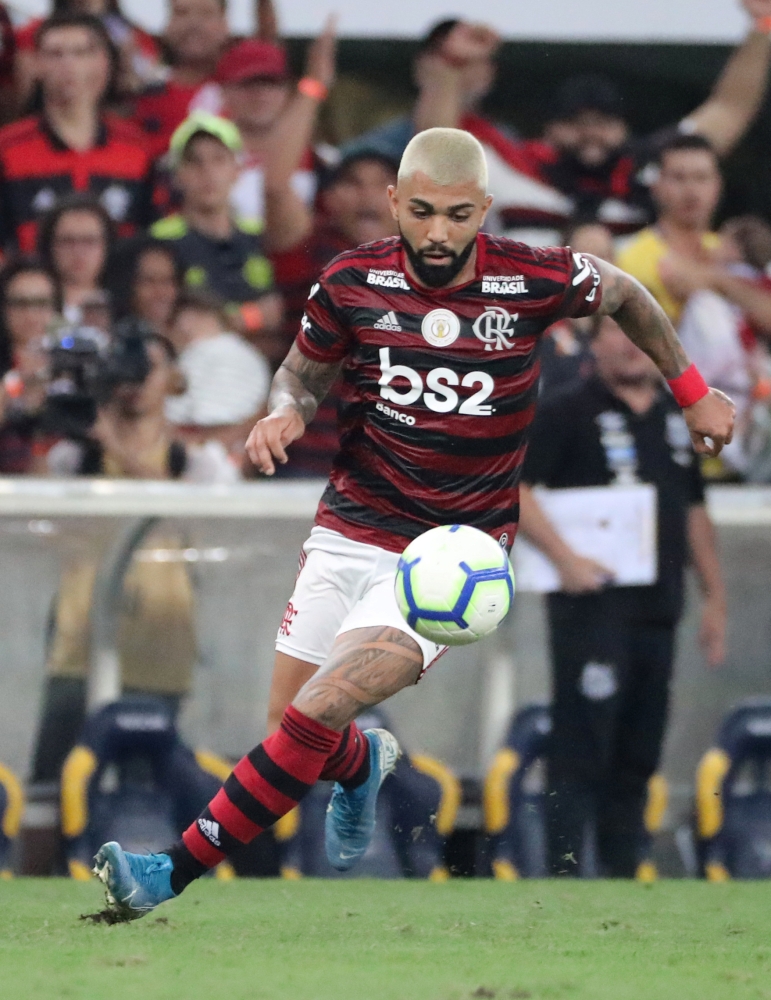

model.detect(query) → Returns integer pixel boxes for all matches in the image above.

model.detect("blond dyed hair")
[398,127,488,191]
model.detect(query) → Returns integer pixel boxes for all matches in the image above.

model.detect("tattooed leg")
[293,626,424,731]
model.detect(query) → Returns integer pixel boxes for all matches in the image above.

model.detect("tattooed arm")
[589,256,735,457]
[246,342,343,475]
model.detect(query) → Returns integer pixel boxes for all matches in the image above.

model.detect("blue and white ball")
[395,524,515,646]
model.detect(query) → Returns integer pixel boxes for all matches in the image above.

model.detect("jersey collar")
[40,113,109,152]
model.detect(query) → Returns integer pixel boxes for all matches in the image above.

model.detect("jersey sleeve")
[294,266,353,363]
[556,247,604,319]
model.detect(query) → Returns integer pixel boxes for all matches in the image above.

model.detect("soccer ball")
[395,524,515,646]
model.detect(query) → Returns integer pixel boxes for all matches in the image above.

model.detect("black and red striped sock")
[319,722,370,788]
[168,705,342,893]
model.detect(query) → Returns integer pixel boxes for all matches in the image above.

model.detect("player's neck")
[402,243,479,291]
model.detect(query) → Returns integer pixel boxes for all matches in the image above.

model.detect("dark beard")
[400,231,477,288]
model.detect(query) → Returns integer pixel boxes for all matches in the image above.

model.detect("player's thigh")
[337,564,447,677]
[266,652,318,735]
[293,625,424,731]
[274,542,369,674]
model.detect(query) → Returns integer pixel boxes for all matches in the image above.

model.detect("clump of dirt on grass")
[79,909,132,926]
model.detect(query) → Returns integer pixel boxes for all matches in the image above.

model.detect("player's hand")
[699,594,727,668]
[246,405,306,475]
[557,552,614,594]
[305,14,337,90]
[683,388,736,457]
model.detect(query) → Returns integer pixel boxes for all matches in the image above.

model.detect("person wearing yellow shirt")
[617,134,722,326]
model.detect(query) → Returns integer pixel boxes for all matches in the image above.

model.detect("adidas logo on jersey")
[482,275,528,295]
[367,268,410,290]
[198,818,221,846]
[374,311,402,332]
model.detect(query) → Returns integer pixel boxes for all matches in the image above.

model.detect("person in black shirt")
[520,314,726,878]
[151,112,283,357]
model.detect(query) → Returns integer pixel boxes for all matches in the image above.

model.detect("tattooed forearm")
[592,256,691,380]
[268,342,343,425]
[293,626,424,730]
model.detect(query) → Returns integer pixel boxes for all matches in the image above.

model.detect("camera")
[43,320,157,439]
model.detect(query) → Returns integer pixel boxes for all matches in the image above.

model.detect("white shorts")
[275,526,447,674]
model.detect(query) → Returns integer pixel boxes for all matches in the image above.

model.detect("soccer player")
[94,127,734,918]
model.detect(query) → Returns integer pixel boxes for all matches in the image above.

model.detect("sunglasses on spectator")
[5,297,56,309]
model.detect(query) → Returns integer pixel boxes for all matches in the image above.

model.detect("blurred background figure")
[13,0,164,107]
[346,6,771,246]
[271,150,399,478]
[151,112,284,361]
[0,12,154,252]
[214,19,336,250]
[106,236,184,336]
[131,0,230,158]
[519,315,726,878]
[0,256,60,474]
[38,195,113,329]
[165,290,270,465]
[539,221,616,399]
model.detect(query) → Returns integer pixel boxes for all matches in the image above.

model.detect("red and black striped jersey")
[0,114,155,252]
[295,233,603,553]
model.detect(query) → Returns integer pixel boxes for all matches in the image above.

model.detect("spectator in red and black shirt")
[132,0,230,159]
[0,13,155,253]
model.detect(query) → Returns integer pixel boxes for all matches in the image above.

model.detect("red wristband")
[667,364,709,408]
[297,77,328,102]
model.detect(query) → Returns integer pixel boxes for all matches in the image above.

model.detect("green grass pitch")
[2,879,770,1000]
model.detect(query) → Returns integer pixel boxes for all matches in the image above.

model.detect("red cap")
[216,39,289,84]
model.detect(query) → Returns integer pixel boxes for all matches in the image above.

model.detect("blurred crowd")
[2,0,771,483]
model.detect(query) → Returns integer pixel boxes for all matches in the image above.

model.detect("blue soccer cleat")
[325,728,400,871]
[92,841,176,921]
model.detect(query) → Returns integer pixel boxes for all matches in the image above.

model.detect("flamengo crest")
[472,307,518,351]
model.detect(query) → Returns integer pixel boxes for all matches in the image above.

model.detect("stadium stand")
[695,697,771,880]
[484,705,668,881]
[60,695,234,880]
[0,760,24,877]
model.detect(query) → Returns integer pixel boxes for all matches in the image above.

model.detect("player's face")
[592,316,658,386]
[166,0,228,65]
[652,149,722,230]
[568,110,628,167]
[38,26,110,106]
[389,172,493,288]
[177,135,239,212]
[324,160,398,245]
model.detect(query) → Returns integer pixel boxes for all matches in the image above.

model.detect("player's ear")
[479,193,494,225]
[387,184,399,221]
